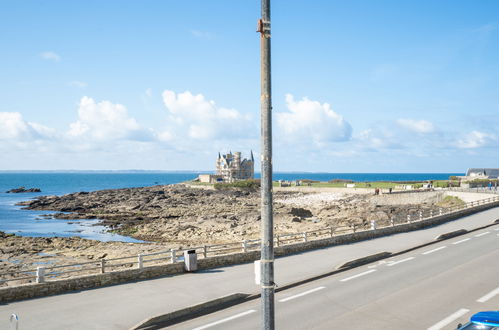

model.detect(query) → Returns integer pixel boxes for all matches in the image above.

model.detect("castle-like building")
[216,151,254,182]
[198,151,255,183]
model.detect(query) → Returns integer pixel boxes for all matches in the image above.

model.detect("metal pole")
[258,0,274,328]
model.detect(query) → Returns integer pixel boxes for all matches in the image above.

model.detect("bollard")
[36,266,45,283]
[275,235,280,247]
[370,220,377,230]
[390,218,395,227]
[137,254,143,269]
[100,259,106,274]
[10,314,19,330]
[407,214,411,223]
[430,210,433,218]
[439,208,442,215]
[330,227,334,237]
[203,245,207,258]
[303,232,308,242]
[171,249,177,263]
[419,210,422,220]
[242,240,248,253]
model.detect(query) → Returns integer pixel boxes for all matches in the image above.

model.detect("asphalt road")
[1,207,498,329]
[173,225,499,330]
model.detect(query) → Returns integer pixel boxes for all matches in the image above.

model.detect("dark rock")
[290,207,313,218]
[6,187,41,193]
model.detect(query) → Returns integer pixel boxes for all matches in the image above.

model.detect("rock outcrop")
[6,187,41,193]
[18,184,448,246]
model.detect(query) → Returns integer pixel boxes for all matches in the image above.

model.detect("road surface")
[173,225,499,329]
[0,208,498,329]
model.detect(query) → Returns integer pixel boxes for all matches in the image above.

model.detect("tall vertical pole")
[258,0,274,329]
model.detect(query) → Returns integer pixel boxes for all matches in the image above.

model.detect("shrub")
[299,179,320,183]
[214,179,261,191]
[328,179,354,183]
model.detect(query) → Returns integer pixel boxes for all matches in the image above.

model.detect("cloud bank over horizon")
[0,91,497,171]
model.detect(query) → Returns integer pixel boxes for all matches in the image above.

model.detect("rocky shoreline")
[1,183,469,285]
[16,184,456,245]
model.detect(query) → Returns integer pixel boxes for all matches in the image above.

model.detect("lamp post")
[257,0,274,328]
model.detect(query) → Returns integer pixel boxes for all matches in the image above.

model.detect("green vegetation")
[214,179,260,191]
[437,195,465,208]
[186,181,213,186]
[273,179,466,190]
[464,179,498,184]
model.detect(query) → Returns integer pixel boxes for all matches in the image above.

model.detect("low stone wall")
[0,263,184,303]
[370,190,444,205]
[1,201,498,303]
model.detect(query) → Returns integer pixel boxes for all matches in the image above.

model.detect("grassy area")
[214,179,260,190]
[437,195,465,208]
[275,181,417,189]
[189,178,461,190]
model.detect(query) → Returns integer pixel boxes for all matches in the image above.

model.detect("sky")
[1,0,498,172]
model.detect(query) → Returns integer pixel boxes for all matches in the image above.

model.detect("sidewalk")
[1,207,498,330]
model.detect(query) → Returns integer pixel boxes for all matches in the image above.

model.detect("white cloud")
[396,118,435,133]
[456,130,496,149]
[474,23,498,34]
[357,128,402,150]
[0,112,54,140]
[145,88,153,97]
[67,96,151,141]
[69,81,88,88]
[276,94,351,145]
[40,51,61,62]
[162,90,254,140]
[190,30,214,40]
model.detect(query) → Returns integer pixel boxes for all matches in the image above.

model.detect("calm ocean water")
[0,172,461,242]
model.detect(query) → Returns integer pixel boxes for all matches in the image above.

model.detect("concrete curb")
[435,229,468,240]
[131,293,251,330]
[147,219,499,328]
[337,252,392,269]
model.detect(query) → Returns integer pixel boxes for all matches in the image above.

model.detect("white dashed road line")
[427,308,469,330]
[192,310,256,330]
[452,238,471,245]
[422,246,446,255]
[494,228,499,231]
[477,286,499,303]
[387,257,415,267]
[278,286,326,303]
[340,269,376,282]
[475,231,490,237]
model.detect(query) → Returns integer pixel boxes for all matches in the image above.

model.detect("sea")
[0,172,462,242]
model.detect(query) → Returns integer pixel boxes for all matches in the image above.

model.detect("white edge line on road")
[340,269,376,282]
[494,228,499,231]
[387,257,415,267]
[452,238,471,245]
[278,286,326,302]
[422,246,447,255]
[477,286,499,303]
[427,308,469,330]
[475,231,490,237]
[191,310,256,330]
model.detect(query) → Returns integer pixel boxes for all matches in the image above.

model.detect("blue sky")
[1,0,498,172]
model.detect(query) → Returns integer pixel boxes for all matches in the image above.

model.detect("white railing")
[1,195,498,286]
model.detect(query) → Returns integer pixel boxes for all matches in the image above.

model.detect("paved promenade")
[1,207,498,329]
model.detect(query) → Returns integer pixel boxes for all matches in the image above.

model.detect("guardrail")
[448,187,499,194]
[2,195,498,286]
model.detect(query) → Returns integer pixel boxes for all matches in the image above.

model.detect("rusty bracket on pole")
[257,19,271,36]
